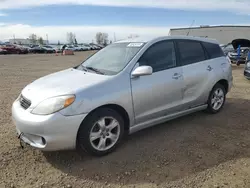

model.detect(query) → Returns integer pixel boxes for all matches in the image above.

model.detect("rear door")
[176,40,213,109]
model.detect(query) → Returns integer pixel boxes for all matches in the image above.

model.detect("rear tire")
[76,108,125,156]
[206,83,226,114]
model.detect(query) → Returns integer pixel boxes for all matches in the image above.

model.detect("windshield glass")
[77,42,144,75]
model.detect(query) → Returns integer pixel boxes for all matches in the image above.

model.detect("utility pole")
[46,34,48,44]
[113,32,116,42]
[13,34,15,44]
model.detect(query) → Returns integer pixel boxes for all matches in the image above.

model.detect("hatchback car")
[12,36,233,156]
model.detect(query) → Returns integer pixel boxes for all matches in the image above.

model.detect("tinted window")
[177,41,206,66]
[139,41,176,72]
[203,42,225,59]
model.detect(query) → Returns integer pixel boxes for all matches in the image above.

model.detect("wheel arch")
[78,104,130,134]
[206,79,229,104]
[216,79,229,93]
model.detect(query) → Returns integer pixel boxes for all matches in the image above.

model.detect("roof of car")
[115,36,219,44]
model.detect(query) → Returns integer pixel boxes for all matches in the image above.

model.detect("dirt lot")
[0,52,250,188]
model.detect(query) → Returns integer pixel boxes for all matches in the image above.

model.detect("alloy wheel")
[89,117,120,151]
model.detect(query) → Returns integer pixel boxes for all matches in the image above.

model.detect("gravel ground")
[0,52,250,188]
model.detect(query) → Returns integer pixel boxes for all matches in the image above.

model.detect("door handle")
[207,65,213,71]
[172,73,182,79]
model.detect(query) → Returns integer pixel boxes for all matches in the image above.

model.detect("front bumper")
[12,100,87,151]
[229,56,246,64]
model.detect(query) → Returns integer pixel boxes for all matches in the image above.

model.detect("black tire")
[206,83,226,114]
[76,108,125,156]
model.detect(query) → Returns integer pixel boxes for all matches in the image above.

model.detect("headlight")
[247,62,250,68]
[31,95,75,115]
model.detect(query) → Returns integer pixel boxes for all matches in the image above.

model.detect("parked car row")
[0,43,103,55]
[0,44,29,54]
[63,44,103,51]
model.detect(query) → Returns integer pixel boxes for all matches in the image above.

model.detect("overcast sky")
[0,0,250,43]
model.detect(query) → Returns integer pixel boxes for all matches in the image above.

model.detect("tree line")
[28,32,139,45]
[28,32,112,46]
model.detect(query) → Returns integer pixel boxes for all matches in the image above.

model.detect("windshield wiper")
[79,64,88,72]
[85,66,105,75]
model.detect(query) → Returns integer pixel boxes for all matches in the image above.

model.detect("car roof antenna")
[187,20,195,36]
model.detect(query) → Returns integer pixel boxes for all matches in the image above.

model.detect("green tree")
[38,37,44,45]
[29,34,37,44]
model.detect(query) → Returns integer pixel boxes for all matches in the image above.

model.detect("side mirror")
[131,66,153,77]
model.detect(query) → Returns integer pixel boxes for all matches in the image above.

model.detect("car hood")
[21,68,110,106]
[232,39,250,49]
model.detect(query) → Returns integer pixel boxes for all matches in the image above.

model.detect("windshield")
[77,42,144,75]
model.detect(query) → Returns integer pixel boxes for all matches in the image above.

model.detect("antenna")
[187,20,195,36]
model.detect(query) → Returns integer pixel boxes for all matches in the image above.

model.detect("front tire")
[206,83,226,114]
[76,108,125,156]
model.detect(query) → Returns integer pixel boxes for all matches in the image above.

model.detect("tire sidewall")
[207,83,226,114]
[77,108,125,156]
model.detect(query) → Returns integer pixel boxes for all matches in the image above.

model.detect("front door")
[131,40,184,125]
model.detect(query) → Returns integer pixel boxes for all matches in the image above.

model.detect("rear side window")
[202,42,225,59]
[177,40,206,66]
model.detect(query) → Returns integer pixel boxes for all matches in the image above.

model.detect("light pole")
[46,34,48,44]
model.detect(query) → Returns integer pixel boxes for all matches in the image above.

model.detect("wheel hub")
[89,117,120,151]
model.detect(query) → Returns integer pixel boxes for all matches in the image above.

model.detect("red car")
[1,45,28,54]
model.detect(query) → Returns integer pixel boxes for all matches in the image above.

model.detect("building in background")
[9,38,49,45]
[169,25,250,45]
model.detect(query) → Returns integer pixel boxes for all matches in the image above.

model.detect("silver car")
[12,36,233,156]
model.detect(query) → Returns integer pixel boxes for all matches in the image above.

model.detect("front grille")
[19,95,31,110]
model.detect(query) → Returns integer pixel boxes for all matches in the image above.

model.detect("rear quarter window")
[202,42,225,59]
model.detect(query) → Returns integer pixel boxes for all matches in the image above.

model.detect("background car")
[1,44,28,54]
[228,39,250,65]
[42,45,56,53]
[29,45,46,53]
[89,43,101,50]
[221,43,234,55]
[65,45,76,51]
[89,44,98,50]
[0,48,8,55]
[244,62,250,79]
[81,44,91,50]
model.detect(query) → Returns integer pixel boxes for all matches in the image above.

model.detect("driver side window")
[138,41,176,72]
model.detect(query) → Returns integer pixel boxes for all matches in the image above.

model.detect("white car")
[65,45,75,51]
[82,45,91,51]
